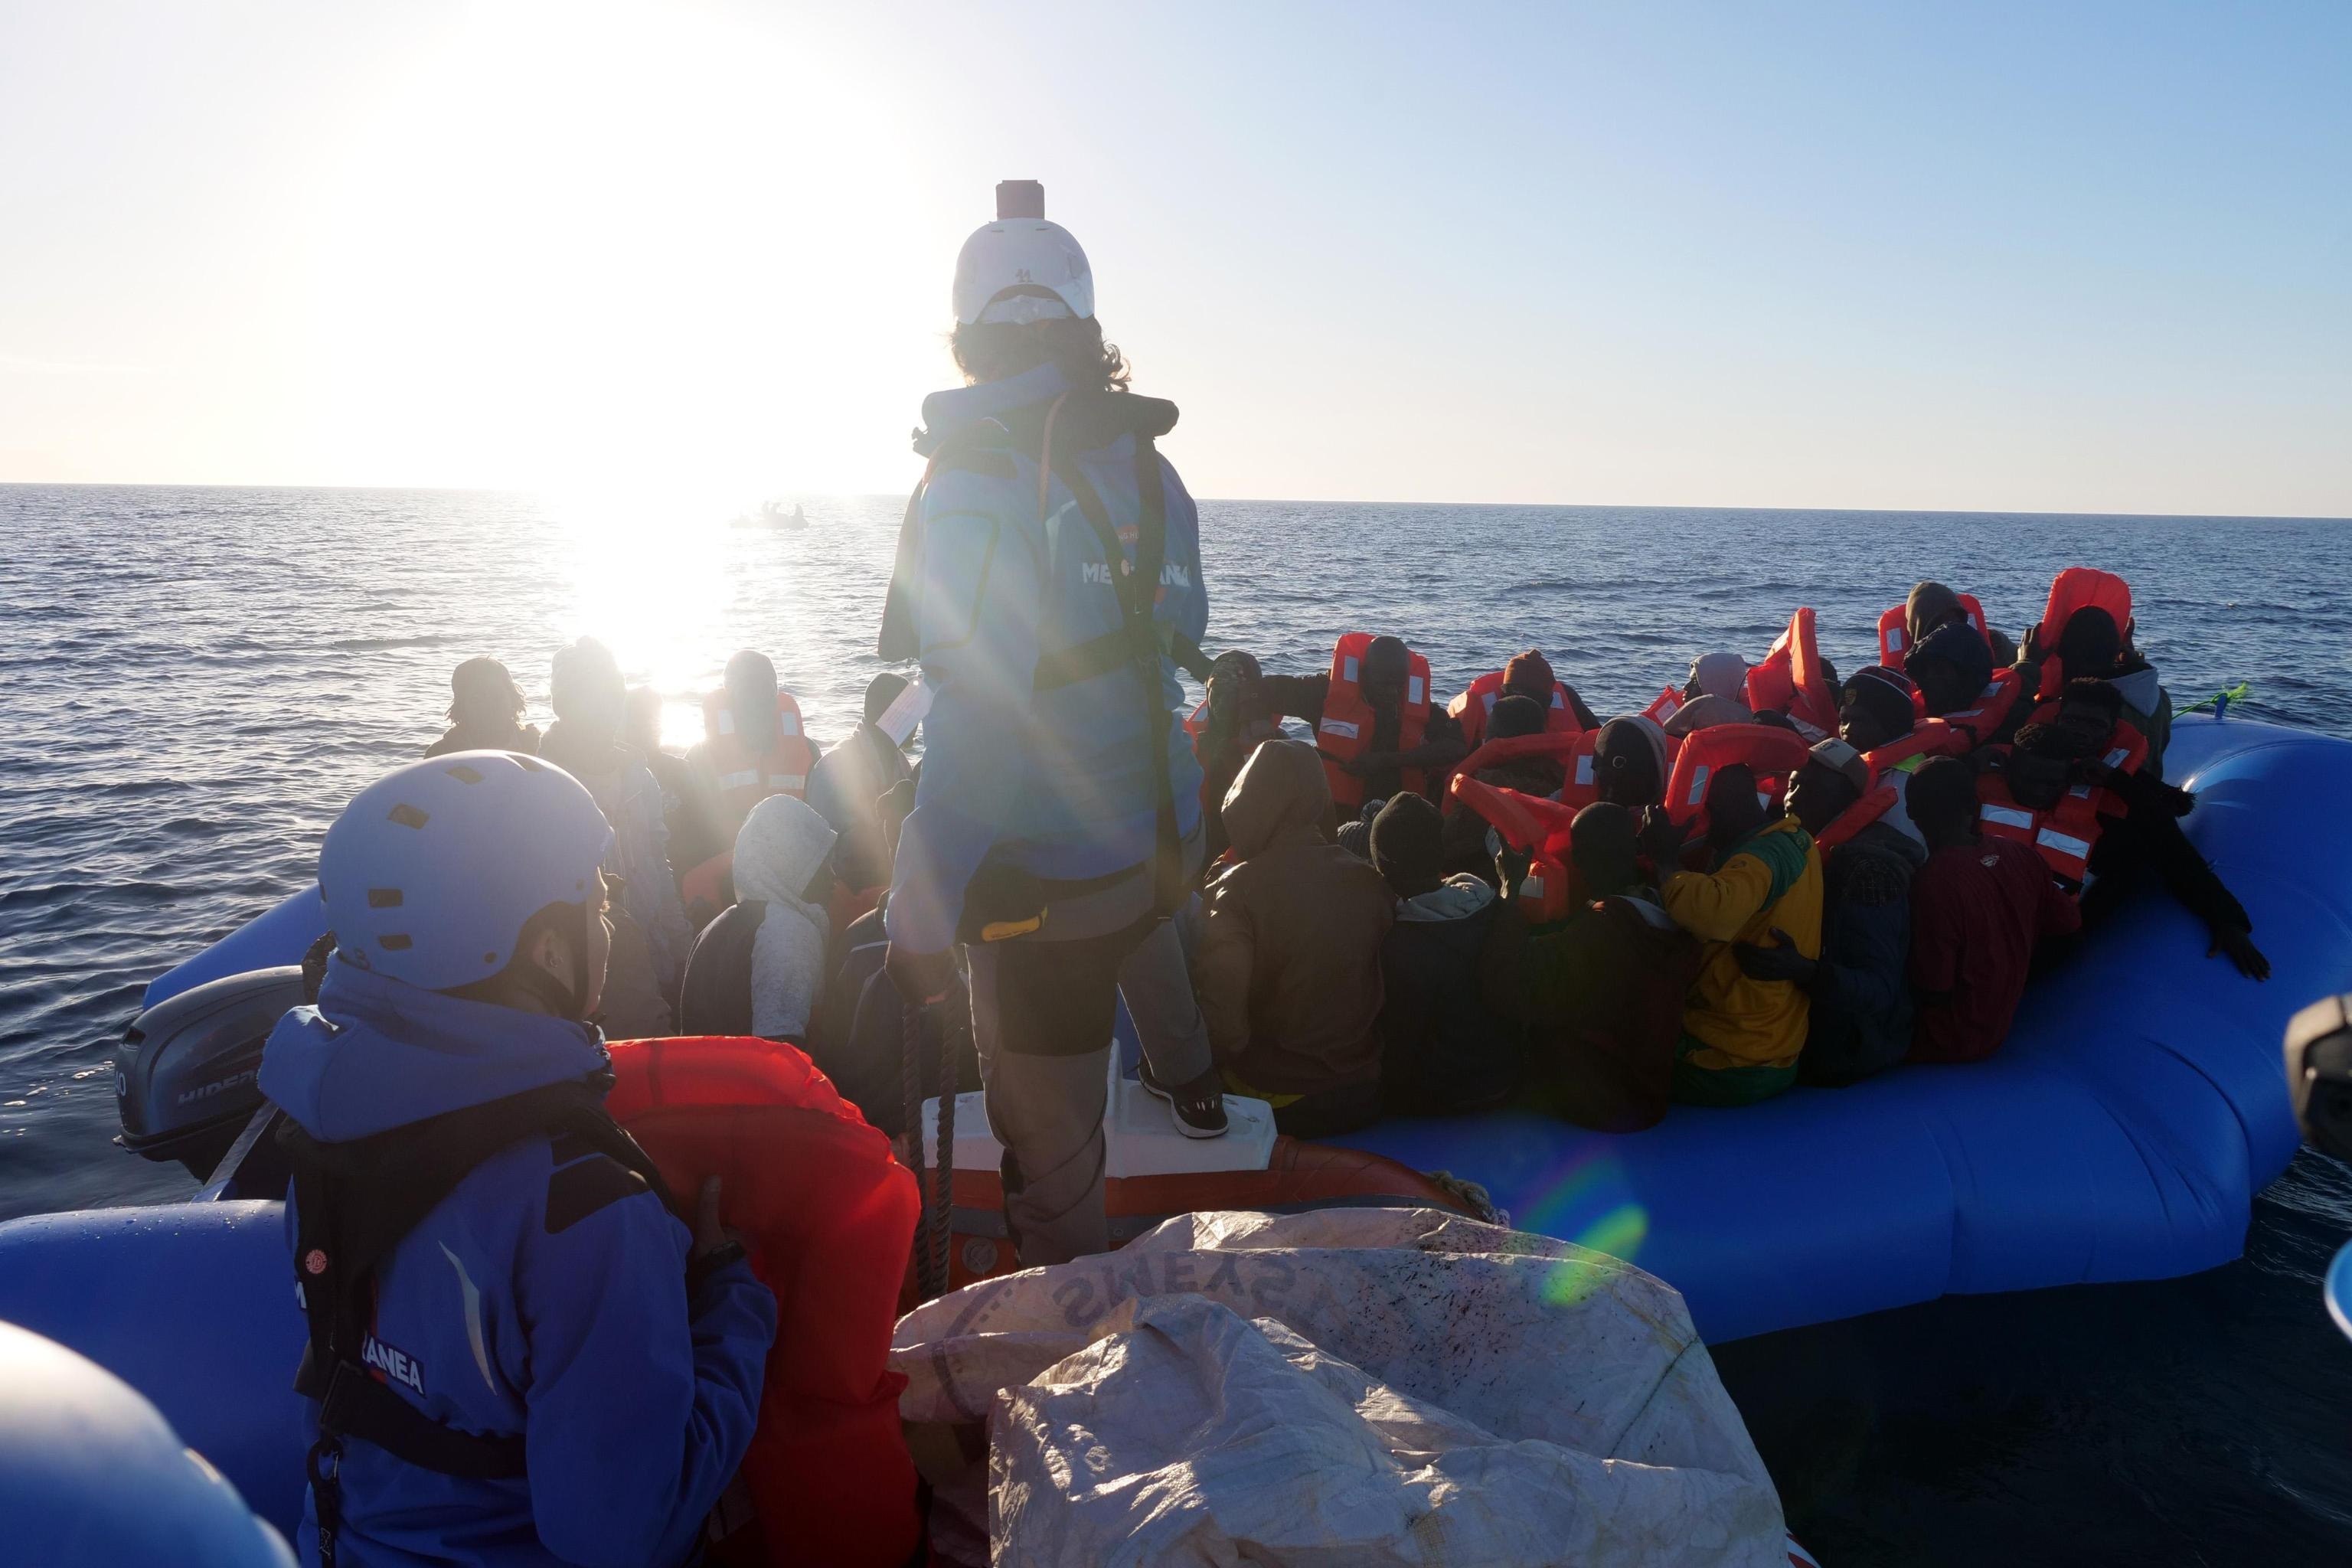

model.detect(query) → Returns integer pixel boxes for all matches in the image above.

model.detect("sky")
[0,1,2346,516]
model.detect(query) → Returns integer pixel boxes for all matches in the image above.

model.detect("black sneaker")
[1138,1063,1230,1139]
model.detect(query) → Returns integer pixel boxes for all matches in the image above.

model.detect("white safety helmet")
[952,180,1094,325]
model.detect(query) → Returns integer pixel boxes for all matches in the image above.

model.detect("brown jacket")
[1194,740,1396,1095]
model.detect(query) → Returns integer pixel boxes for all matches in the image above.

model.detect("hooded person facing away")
[1740,738,1925,1086]
[1488,802,1700,1132]
[426,657,537,758]
[1369,792,1521,1116]
[1194,738,1396,1136]
[676,792,839,1044]
[804,672,917,897]
[259,752,773,1568]
[537,639,695,1018]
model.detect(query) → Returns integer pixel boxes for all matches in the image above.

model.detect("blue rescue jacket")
[882,363,1210,952]
[260,960,777,1568]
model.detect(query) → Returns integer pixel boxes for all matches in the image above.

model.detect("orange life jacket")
[1815,673,2032,852]
[1315,633,1432,810]
[1919,666,2028,746]
[1877,593,1988,667]
[1744,609,1839,739]
[700,688,816,821]
[1449,772,1583,923]
[1446,670,1583,750]
[603,1035,921,1568]
[1439,729,1588,808]
[2031,568,2135,701]
[1660,723,1814,838]
[1972,707,2150,893]
[1640,685,1685,728]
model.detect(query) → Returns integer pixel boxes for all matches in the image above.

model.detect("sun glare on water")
[298,2,958,743]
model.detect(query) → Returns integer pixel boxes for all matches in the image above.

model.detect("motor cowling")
[116,966,302,1178]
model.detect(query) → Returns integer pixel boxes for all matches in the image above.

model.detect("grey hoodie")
[732,794,838,1040]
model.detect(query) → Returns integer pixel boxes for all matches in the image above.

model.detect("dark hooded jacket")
[1376,875,1521,1115]
[1486,891,1700,1132]
[1193,739,1396,1095]
[1799,820,1928,1086]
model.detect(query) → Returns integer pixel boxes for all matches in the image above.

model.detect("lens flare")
[1513,1147,1651,1307]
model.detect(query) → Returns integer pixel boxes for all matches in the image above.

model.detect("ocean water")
[4,483,2351,1558]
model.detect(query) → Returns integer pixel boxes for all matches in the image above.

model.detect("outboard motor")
[116,965,302,1179]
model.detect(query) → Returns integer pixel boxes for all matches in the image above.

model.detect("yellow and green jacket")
[1661,815,1824,1073]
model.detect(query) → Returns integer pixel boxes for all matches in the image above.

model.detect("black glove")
[1734,927,1817,986]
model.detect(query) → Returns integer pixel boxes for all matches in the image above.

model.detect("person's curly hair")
[951,313,1132,393]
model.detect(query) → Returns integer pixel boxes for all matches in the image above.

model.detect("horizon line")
[0,478,2345,527]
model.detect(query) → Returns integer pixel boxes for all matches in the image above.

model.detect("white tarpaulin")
[890,1207,1788,1566]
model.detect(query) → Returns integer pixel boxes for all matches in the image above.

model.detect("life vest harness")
[1814,670,2038,853]
[1452,773,1585,923]
[1029,400,1195,915]
[701,690,815,813]
[1973,706,2151,893]
[1440,729,1589,808]
[2031,567,2135,702]
[1447,670,1583,750]
[1317,633,1432,811]
[1640,686,1685,728]
[1660,723,1815,836]
[1877,593,1988,667]
[1744,609,1839,740]
[279,1077,679,1566]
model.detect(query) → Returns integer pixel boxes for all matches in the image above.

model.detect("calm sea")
[4,483,2350,1560]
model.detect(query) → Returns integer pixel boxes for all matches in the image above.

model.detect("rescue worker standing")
[259,752,775,1567]
[880,181,1217,1265]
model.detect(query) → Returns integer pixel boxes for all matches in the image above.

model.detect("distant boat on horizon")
[730,498,808,531]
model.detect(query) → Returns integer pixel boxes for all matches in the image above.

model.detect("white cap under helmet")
[952,180,1094,325]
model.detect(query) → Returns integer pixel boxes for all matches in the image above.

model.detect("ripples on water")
[3,484,2350,1558]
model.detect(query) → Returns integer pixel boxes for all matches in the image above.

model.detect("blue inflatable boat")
[0,713,2341,1542]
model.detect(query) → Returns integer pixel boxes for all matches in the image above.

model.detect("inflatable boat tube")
[0,1318,295,1567]
[145,885,325,1011]
[1343,715,2344,1341]
[0,1202,306,1534]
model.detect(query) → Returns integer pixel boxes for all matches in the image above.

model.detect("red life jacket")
[1877,593,1988,667]
[1439,729,1588,807]
[1660,723,1815,838]
[603,1035,921,1568]
[1972,709,2150,893]
[1315,633,1431,811]
[1743,609,1839,739]
[2031,568,2135,701]
[1449,773,1583,923]
[1640,685,1685,728]
[1446,670,1583,750]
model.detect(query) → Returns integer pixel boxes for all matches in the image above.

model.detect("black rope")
[902,996,936,1299]
[929,1008,957,1293]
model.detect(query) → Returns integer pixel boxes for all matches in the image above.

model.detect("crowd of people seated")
[419,564,2265,1155]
